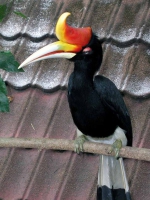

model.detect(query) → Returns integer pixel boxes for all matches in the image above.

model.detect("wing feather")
[94,75,132,146]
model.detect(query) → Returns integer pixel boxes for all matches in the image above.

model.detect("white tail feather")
[98,155,129,192]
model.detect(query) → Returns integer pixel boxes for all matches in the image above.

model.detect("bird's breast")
[68,88,117,138]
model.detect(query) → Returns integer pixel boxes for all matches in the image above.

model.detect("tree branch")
[0,137,149,162]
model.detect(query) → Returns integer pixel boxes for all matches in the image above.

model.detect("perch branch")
[0,137,149,162]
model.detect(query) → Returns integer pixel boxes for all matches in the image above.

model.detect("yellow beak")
[19,12,92,69]
[18,41,82,68]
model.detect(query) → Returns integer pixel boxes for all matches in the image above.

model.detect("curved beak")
[19,12,92,69]
[18,41,81,69]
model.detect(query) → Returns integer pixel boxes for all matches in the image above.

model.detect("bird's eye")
[82,47,93,55]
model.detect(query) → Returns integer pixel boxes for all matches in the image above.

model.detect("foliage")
[0,4,7,22]
[0,3,26,112]
[0,51,23,72]
[0,76,9,112]
[0,3,27,22]
[13,11,27,19]
[0,51,23,112]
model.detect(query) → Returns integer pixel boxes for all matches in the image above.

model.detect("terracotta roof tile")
[0,0,149,199]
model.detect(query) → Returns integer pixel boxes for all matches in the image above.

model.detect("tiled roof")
[0,0,149,199]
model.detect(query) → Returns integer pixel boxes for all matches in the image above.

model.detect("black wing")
[94,75,132,146]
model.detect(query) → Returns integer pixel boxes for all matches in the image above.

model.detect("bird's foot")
[74,135,87,154]
[110,139,122,159]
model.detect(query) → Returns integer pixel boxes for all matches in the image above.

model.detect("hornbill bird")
[19,12,132,200]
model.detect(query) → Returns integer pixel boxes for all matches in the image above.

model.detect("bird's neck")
[71,60,95,90]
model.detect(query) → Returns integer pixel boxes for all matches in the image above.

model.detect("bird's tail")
[97,155,131,200]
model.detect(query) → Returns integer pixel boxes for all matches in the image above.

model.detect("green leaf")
[0,76,9,112]
[0,4,7,22]
[13,11,27,18]
[0,51,24,72]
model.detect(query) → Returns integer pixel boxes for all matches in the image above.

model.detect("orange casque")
[55,12,92,48]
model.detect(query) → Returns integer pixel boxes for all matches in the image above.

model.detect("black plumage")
[19,19,133,199]
[68,34,132,146]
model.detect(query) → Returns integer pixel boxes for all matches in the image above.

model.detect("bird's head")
[19,12,102,72]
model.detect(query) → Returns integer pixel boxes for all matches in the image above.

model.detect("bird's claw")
[110,139,122,159]
[74,135,86,154]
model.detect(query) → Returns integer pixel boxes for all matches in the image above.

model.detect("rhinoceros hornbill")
[19,12,132,200]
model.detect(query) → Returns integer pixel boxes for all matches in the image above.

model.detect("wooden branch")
[0,137,149,162]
